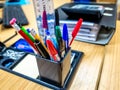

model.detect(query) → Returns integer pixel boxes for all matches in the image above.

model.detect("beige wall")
[53,0,71,8]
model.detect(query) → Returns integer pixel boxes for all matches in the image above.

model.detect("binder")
[56,2,117,45]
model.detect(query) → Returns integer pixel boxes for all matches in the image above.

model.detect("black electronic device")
[3,5,29,28]
[0,3,4,8]
[7,0,20,2]
[61,3,105,21]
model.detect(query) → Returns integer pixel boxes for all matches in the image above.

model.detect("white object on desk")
[13,54,39,79]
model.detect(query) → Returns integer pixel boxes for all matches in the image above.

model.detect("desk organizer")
[0,49,83,90]
[0,48,27,69]
[36,48,71,86]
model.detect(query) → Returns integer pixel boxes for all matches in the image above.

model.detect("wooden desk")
[98,21,120,90]
[0,0,114,90]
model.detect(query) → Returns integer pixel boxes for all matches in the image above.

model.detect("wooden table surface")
[98,21,120,90]
[0,0,119,90]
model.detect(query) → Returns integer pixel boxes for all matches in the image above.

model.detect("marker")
[46,39,60,61]
[69,18,83,46]
[55,9,61,43]
[63,24,69,51]
[34,39,50,59]
[10,18,37,51]
[55,9,65,58]
[55,9,61,42]
[55,27,65,58]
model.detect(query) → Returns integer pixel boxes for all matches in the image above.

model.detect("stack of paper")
[60,20,100,41]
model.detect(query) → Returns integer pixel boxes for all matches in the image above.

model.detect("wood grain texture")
[69,41,105,90]
[98,21,120,90]
[0,70,51,90]
[96,0,116,3]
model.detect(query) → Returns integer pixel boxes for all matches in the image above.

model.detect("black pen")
[55,9,65,58]
[34,39,50,59]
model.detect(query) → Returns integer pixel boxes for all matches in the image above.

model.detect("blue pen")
[63,24,69,51]
[45,30,59,51]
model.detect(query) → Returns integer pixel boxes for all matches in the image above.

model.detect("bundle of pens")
[10,11,83,62]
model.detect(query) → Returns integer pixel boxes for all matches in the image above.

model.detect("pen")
[46,30,58,51]
[69,18,83,46]
[55,9,61,42]
[34,39,50,59]
[62,24,69,51]
[27,28,43,44]
[55,26,65,58]
[10,18,37,51]
[19,25,35,42]
[46,39,60,61]
[27,28,49,54]
[42,8,48,40]
[55,9,65,58]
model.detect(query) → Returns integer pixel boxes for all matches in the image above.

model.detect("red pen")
[10,18,37,51]
[69,18,83,46]
[46,40,60,61]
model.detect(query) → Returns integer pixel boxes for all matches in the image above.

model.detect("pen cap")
[72,18,83,37]
[46,40,60,61]
[55,9,59,26]
[45,30,50,36]
[69,18,83,46]
[42,10,48,29]
[10,18,21,31]
[55,26,62,43]
[63,24,69,41]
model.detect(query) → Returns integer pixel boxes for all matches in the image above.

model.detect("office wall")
[53,0,71,8]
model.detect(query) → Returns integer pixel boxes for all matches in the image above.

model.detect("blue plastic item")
[5,0,30,5]
[12,38,34,53]
[74,0,90,3]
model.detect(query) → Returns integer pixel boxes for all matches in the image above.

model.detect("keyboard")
[3,5,29,28]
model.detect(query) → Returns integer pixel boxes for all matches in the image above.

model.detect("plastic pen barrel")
[46,39,60,61]
[10,18,37,52]
[27,28,49,54]
[34,39,50,59]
